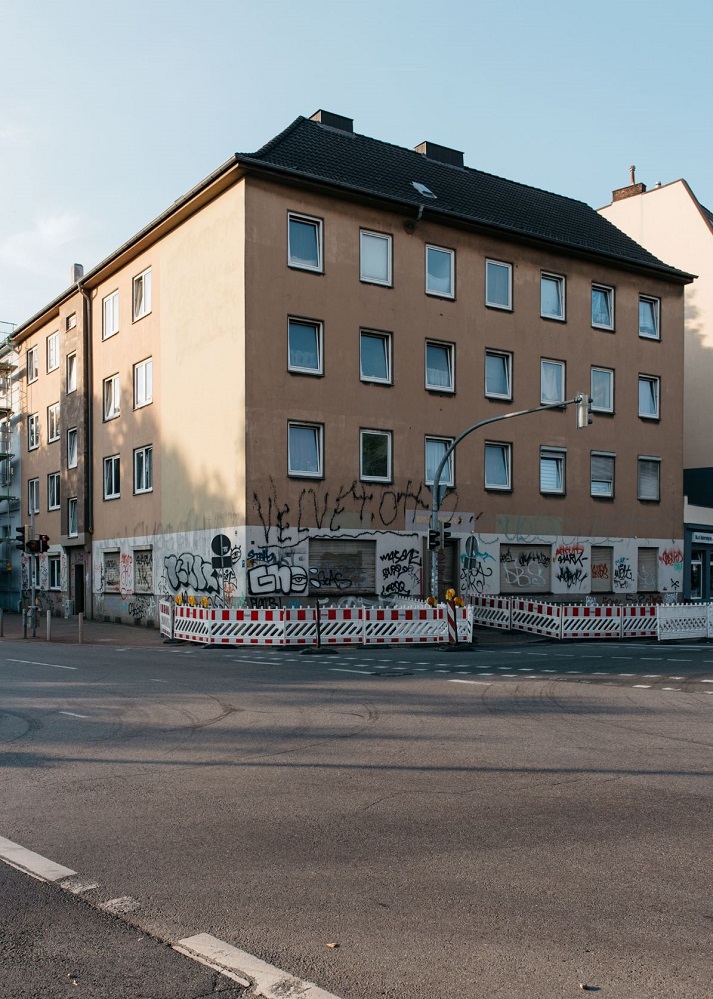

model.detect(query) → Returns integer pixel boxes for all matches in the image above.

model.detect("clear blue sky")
[2,0,711,327]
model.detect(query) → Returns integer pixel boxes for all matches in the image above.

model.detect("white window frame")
[48,471,60,510]
[540,272,565,321]
[590,366,614,413]
[359,330,392,384]
[132,267,152,322]
[638,457,661,502]
[485,350,512,401]
[425,436,454,488]
[485,259,512,310]
[103,374,120,421]
[66,313,77,331]
[591,283,614,330]
[638,374,660,420]
[66,352,77,394]
[359,230,392,286]
[287,422,323,478]
[425,340,455,393]
[27,413,39,451]
[46,331,59,372]
[48,554,61,590]
[47,403,60,443]
[425,245,455,299]
[103,454,120,500]
[28,477,39,515]
[134,444,153,494]
[484,441,512,491]
[639,295,660,340]
[540,359,565,405]
[103,549,120,592]
[540,447,566,495]
[67,427,78,469]
[26,346,38,383]
[287,317,323,375]
[103,290,119,338]
[133,547,154,593]
[68,497,78,537]
[287,212,323,272]
[134,357,153,408]
[590,452,615,499]
[360,429,392,483]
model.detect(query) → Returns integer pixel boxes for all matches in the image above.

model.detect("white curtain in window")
[360,233,389,283]
[289,219,319,267]
[540,454,563,492]
[541,362,563,403]
[486,262,510,306]
[290,426,320,473]
[427,248,452,294]
[426,345,451,387]
[426,439,451,484]
[639,379,658,416]
[485,444,509,487]
[486,353,509,395]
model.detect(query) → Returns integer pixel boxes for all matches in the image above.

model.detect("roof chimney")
[71,263,84,283]
[414,141,464,168]
[310,110,354,133]
[611,165,646,202]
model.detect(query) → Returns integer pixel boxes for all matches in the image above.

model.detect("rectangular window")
[47,403,60,442]
[134,445,153,494]
[309,538,376,596]
[103,374,120,421]
[639,296,660,339]
[540,359,565,405]
[637,547,659,592]
[68,497,78,537]
[103,290,119,338]
[425,436,454,487]
[638,375,660,419]
[49,555,61,590]
[287,318,323,375]
[28,477,39,515]
[103,550,120,591]
[66,313,77,332]
[288,422,323,478]
[67,427,78,469]
[485,259,512,310]
[500,544,551,594]
[360,429,392,482]
[591,452,615,498]
[590,546,613,593]
[360,230,392,286]
[484,442,512,491]
[485,350,512,400]
[360,330,392,384]
[103,455,120,499]
[425,245,454,298]
[591,284,614,329]
[134,357,153,408]
[46,331,59,371]
[287,213,322,272]
[425,340,454,392]
[27,346,38,382]
[591,367,614,413]
[48,471,60,510]
[132,268,152,321]
[638,457,660,501]
[66,352,77,393]
[541,273,565,320]
[540,448,565,494]
[27,413,39,450]
[134,548,154,593]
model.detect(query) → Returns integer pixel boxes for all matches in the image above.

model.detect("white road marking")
[644,674,661,678]
[669,676,685,680]
[478,672,494,676]
[328,668,373,675]
[566,670,581,674]
[581,655,603,659]
[667,658,691,662]
[641,657,663,661]
[618,673,635,676]
[448,679,492,685]
[701,679,713,683]
[7,658,76,670]
[612,656,632,659]
[150,679,170,683]
[554,654,575,658]
[175,934,341,997]
[525,652,548,656]
[633,684,651,688]
[0,836,76,882]
[662,687,679,691]
[58,711,89,719]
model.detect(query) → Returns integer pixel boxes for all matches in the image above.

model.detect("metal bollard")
[22,609,27,639]
[46,609,51,642]
[78,612,84,644]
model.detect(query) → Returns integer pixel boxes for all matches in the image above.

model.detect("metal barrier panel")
[510,600,562,639]
[561,604,621,640]
[363,606,446,644]
[173,606,213,643]
[471,596,511,631]
[621,604,657,639]
[284,608,317,646]
[210,609,286,645]
[159,600,172,638]
[319,607,365,644]
[657,603,710,641]
[456,606,474,643]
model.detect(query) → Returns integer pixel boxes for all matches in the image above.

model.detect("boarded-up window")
[637,547,659,592]
[134,548,153,593]
[500,544,551,594]
[309,539,376,596]
[103,551,120,592]
[590,546,613,593]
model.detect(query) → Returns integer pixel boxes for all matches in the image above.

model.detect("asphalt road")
[1,637,712,998]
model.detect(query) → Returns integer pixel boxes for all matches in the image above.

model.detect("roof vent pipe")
[71,263,84,283]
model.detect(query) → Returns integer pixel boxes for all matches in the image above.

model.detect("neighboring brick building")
[11,111,693,622]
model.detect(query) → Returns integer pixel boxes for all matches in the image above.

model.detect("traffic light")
[15,525,26,551]
[25,539,40,554]
[428,527,441,551]
[39,534,50,553]
[442,523,452,545]
[576,393,593,428]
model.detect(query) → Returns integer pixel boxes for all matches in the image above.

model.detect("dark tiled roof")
[240,117,690,280]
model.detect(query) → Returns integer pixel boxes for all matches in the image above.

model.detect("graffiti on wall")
[554,543,589,591]
[459,536,495,595]
[500,546,550,591]
[379,546,421,598]
[161,535,243,608]
[613,556,634,589]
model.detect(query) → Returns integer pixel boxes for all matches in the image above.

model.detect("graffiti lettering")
[309,567,352,590]
[613,557,633,587]
[555,543,585,567]
[556,566,588,588]
[120,553,133,593]
[591,562,609,580]
[164,552,222,596]
[659,547,683,567]
[247,562,308,596]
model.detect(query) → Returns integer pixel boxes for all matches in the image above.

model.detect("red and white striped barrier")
[470,596,511,631]
[560,603,621,640]
[510,600,562,639]
[621,604,657,639]
[363,606,447,644]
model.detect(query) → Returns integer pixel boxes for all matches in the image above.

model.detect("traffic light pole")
[30,508,36,637]
[429,394,591,600]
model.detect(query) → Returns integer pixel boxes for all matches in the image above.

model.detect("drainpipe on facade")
[77,282,93,621]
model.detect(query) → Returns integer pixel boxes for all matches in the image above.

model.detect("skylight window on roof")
[412,181,436,199]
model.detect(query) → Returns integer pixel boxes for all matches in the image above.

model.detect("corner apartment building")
[11,111,692,623]
[600,174,713,600]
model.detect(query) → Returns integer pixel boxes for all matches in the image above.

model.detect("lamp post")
[429,394,592,600]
